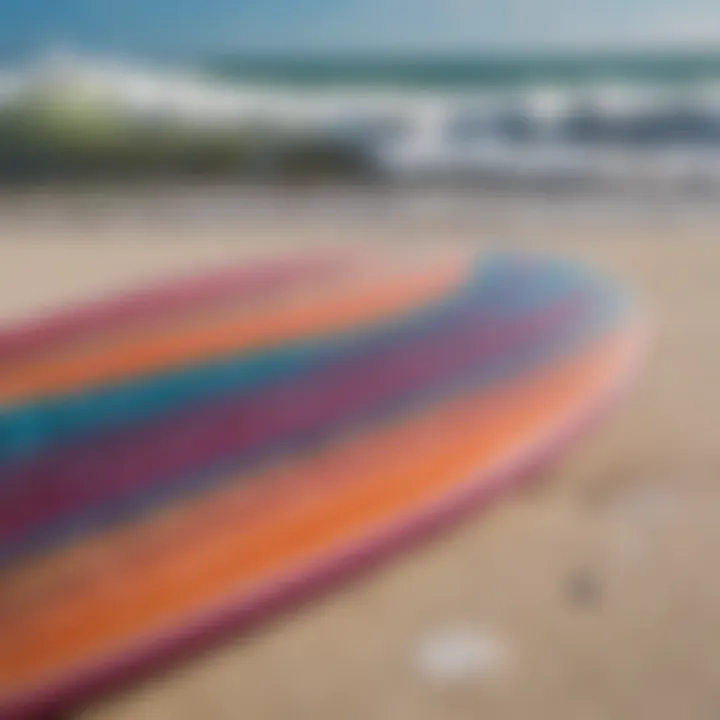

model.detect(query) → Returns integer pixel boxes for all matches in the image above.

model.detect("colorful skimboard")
[0,250,645,718]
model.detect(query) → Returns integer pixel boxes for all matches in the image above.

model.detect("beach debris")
[565,567,603,608]
[415,626,511,684]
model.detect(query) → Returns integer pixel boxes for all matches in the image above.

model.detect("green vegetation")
[0,91,375,185]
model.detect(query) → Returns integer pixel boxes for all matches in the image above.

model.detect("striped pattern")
[0,250,644,718]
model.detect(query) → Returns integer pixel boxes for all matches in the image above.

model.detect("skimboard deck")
[0,250,645,719]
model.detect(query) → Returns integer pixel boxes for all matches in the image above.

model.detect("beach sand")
[1,192,718,720]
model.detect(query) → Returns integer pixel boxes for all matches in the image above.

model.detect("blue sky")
[1,0,720,58]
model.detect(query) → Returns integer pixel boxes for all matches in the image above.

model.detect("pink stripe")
[0,298,587,544]
[0,251,354,362]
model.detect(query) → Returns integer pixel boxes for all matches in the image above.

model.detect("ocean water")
[208,52,720,88]
[6,49,720,188]
[201,53,720,186]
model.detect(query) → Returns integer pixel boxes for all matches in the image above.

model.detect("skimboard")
[0,249,645,718]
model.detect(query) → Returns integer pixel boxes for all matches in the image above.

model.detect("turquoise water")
[208,51,720,88]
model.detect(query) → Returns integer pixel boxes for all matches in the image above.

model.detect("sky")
[1,0,720,59]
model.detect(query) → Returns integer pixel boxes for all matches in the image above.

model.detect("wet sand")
[1,194,718,720]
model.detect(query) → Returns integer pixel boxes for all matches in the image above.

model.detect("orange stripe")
[0,369,548,614]
[0,254,469,405]
[0,252,362,371]
[0,329,634,690]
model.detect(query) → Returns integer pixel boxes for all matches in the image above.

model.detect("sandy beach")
[1,190,718,720]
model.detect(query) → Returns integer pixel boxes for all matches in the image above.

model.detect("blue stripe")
[0,255,590,467]
[0,281,624,569]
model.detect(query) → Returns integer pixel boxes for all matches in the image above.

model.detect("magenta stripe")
[0,298,588,545]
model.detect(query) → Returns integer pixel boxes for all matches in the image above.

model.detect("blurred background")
[6,1,720,190]
[1,3,719,720]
